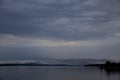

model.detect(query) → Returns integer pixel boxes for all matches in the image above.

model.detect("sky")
[0,0,120,61]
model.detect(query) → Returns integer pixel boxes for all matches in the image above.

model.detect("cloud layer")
[0,0,120,60]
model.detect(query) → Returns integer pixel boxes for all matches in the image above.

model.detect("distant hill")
[0,59,107,66]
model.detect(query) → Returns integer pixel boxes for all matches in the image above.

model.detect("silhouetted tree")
[105,61,111,65]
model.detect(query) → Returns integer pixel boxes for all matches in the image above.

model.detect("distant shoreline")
[0,63,77,66]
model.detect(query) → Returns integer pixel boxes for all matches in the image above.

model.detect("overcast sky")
[0,0,120,61]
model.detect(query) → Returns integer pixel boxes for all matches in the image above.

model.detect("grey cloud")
[0,0,120,41]
[0,0,120,60]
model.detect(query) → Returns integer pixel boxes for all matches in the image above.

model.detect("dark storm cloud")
[0,0,120,40]
[0,0,120,60]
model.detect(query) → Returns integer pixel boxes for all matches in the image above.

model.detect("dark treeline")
[85,61,120,68]
[85,61,120,74]
[100,61,120,71]
[102,61,120,69]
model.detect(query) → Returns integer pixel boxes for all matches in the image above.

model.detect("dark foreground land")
[85,61,120,72]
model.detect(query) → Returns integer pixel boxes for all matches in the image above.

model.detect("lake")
[0,66,120,80]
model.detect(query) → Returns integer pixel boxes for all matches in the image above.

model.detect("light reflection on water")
[0,66,120,80]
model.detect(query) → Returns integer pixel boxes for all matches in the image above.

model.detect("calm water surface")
[0,66,120,80]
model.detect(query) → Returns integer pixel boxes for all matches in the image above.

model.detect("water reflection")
[100,67,120,76]
[0,66,120,80]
